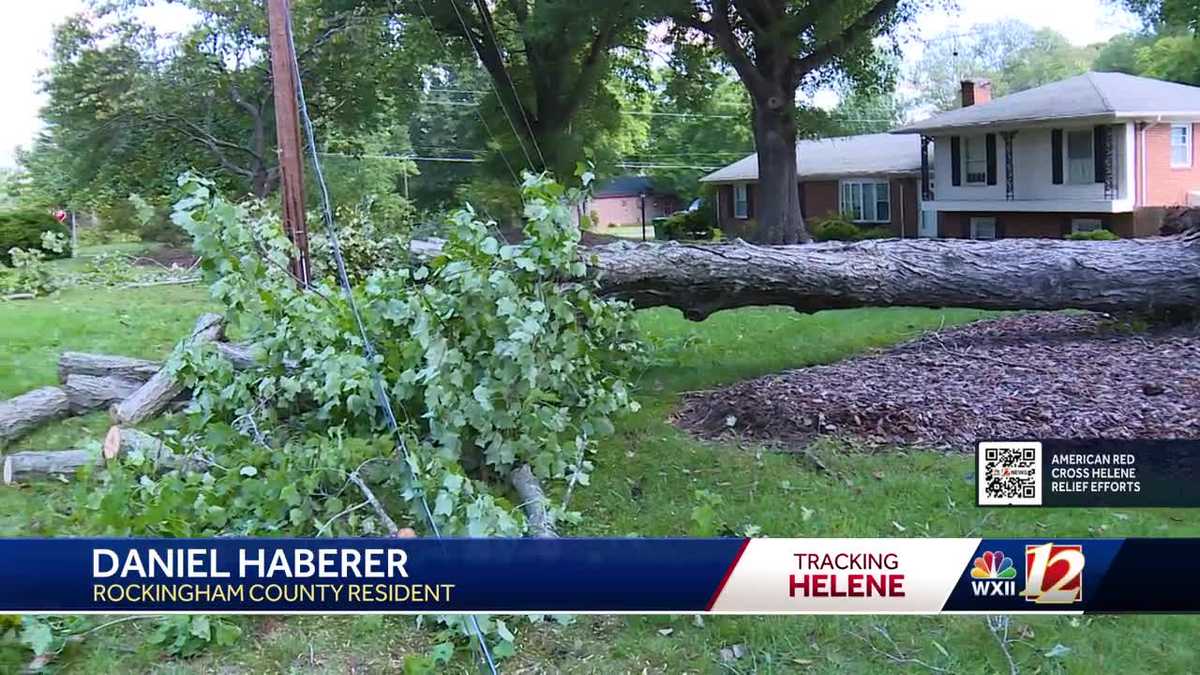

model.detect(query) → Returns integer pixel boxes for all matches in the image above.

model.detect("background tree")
[396,0,655,184]
[908,21,1096,111]
[667,0,925,245]
[27,0,420,212]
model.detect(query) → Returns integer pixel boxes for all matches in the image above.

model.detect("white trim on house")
[732,183,749,219]
[838,178,891,223]
[923,199,1135,213]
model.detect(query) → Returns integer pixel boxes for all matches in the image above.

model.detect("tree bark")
[102,426,204,471]
[582,236,1200,321]
[1,427,204,484]
[0,387,70,446]
[110,314,225,426]
[751,101,809,244]
[58,352,161,384]
[62,374,144,414]
[511,464,555,538]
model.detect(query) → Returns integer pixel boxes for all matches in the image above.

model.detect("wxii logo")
[969,550,1018,597]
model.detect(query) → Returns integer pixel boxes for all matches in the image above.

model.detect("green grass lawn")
[1,287,1197,673]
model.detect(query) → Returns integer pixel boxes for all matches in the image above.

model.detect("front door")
[918,209,938,238]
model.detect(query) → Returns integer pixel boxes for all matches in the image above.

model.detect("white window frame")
[1065,129,1094,185]
[732,183,749,219]
[839,178,891,224]
[1071,218,1103,234]
[963,136,988,186]
[1171,124,1192,168]
[970,216,997,240]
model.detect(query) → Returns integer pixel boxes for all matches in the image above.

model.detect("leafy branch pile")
[1,231,69,297]
[66,172,642,651]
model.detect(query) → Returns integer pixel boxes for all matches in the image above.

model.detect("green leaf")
[239,466,258,477]
[20,618,54,656]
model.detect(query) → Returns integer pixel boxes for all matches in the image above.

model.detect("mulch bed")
[674,313,1200,452]
[133,246,199,268]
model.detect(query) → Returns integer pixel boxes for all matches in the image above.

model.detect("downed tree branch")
[511,464,556,538]
[2,427,206,484]
[413,236,1200,321]
[0,387,70,446]
[63,374,144,414]
[110,314,224,425]
[58,352,161,383]
[3,449,96,484]
[347,471,401,537]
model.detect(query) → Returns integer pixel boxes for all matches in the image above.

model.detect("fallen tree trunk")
[416,235,1200,320]
[583,237,1200,320]
[62,374,144,414]
[111,314,225,425]
[0,387,70,446]
[58,352,161,383]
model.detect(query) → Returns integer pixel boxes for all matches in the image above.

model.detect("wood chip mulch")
[674,313,1200,452]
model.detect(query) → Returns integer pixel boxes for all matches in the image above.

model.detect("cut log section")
[511,464,556,538]
[102,426,203,471]
[0,387,70,446]
[57,352,161,384]
[3,449,96,484]
[63,374,144,414]
[110,314,225,425]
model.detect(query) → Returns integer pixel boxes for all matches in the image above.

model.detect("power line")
[283,14,499,675]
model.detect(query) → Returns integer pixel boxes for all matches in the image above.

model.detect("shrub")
[1066,229,1119,240]
[656,208,714,241]
[811,214,894,242]
[0,209,69,265]
[810,214,862,241]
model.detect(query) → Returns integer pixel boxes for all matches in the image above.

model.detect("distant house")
[699,133,923,239]
[585,176,681,230]
[892,72,1200,238]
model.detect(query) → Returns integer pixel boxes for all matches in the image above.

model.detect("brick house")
[892,72,1200,239]
[584,176,681,230]
[699,133,923,240]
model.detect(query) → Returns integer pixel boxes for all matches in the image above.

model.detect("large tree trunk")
[63,374,144,414]
[0,387,70,446]
[584,236,1200,321]
[751,100,809,244]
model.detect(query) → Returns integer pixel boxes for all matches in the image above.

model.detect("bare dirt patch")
[674,313,1200,451]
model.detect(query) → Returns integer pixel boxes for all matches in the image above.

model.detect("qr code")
[977,441,1043,506]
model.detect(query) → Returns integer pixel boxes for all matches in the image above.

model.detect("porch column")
[1103,125,1115,199]
[1001,131,1017,201]
[920,135,932,201]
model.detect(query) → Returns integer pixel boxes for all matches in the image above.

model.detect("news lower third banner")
[0,538,1199,614]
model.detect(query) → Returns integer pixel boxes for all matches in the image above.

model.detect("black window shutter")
[950,136,962,186]
[1093,125,1107,184]
[1051,129,1064,184]
[746,183,754,218]
[985,133,997,185]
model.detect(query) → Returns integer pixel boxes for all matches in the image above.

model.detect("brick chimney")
[960,78,992,107]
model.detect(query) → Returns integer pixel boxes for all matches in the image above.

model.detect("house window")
[840,179,890,223]
[963,136,987,185]
[970,217,997,240]
[1071,218,1103,234]
[1066,129,1094,184]
[1171,124,1192,168]
[733,184,749,219]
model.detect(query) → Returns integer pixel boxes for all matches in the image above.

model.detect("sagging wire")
[280,12,500,675]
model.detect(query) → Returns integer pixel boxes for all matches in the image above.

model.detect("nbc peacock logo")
[969,550,1018,597]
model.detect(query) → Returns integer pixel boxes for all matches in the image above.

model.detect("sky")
[0,0,1146,169]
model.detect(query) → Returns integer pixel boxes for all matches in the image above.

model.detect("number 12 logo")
[1022,543,1084,604]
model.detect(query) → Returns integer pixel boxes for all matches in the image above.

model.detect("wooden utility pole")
[265,0,311,285]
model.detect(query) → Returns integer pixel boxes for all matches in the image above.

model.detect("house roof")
[893,72,1200,134]
[699,132,921,183]
[592,175,674,198]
